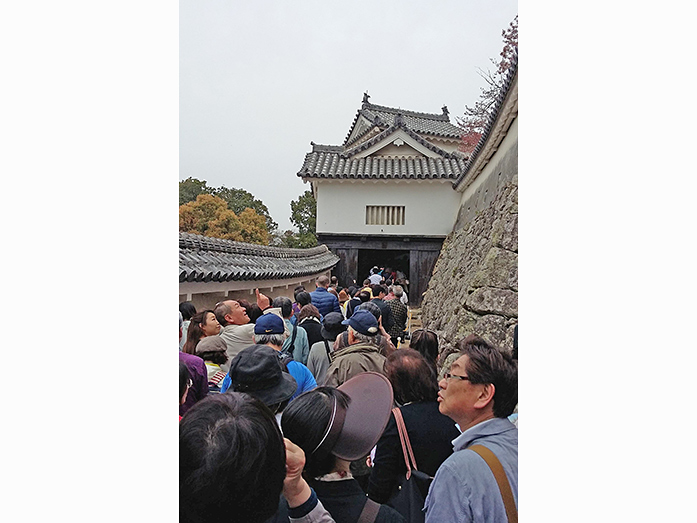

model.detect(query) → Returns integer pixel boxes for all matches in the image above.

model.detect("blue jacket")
[309,287,341,316]
[218,356,316,401]
[424,418,517,523]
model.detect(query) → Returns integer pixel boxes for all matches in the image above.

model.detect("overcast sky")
[180,0,518,230]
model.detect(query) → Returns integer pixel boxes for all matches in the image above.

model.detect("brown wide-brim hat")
[332,372,394,461]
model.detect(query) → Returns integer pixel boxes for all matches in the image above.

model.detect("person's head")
[179,302,197,322]
[228,345,297,409]
[347,286,357,297]
[342,308,379,345]
[321,312,347,341]
[316,275,330,288]
[179,393,286,523]
[438,334,517,430]
[214,300,249,327]
[371,284,387,299]
[386,349,438,405]
[330,275,338,286]
[363,279,371,286]
[357,301,381,322]
[384,279,393,287]
[293,285,305,298]
[295,291,312,308]
[281,374,393,479]
[409,329,439,367]
[357,290,371,303]
[272,296,293,319]
[327,287,339,298]
[338,289,350,304]
[179,361,191,406]
[298,304,321,322]
[182,310,220,354]
[195,336,229,366]
[237,299,263,324]
[252,314,287,348]
[392,285,404,298]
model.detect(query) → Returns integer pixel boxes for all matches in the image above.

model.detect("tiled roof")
[453,50,518,190]
[344,100,463,146]
[179,232,339,283]
[297,151,466,180]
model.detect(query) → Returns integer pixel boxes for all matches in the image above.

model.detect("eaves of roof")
[453,49,519,191]
[179,232,340,283]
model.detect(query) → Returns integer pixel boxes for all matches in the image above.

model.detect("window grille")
[365,206,405,225]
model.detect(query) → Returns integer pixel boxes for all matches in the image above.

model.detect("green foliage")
[179,177,213,206]
[213,186,278,234]
[290,190,317,236]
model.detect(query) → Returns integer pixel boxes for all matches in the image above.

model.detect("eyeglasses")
[443,373,470,382]
[187,379,193,388]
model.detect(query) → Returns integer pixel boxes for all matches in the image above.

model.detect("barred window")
[365,206,405,225]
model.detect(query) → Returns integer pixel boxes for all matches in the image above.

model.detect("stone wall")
[420,176,518,371]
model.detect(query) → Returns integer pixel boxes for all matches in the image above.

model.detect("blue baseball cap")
[342,308,379,336]
[254,313,285,335]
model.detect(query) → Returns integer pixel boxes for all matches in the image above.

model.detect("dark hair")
[409,329,439,368]
[298,304,320,322]
[357,291,371,303]
[197,350,228,366]
[347,286,357,297]
[455,334,518,418]
[182,310,215,355]
[371,284,387,296]
[281,387,351,479]
[295,291,312,307]
[180,393,286,523]
[179,361,191,402]
[293,285,306,298]
[384,279,393,287]
[179,302,197,321]
[386,349,438,404]
[271,296,292,318]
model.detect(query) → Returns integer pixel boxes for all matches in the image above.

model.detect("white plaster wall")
[316,180,460,236]
[458,117,518,207]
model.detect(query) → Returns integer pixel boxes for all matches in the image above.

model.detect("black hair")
[196,351,228,366]
[182,310,215,355]
[180,393,286,523]
[386,349,438,404]
[179,361,191,402]
[281,387,351,479]
[272,296,293,318]
[409,329,439,368]
[357,291,371,303]
[455,335,518,418]
[179,302,197,321]
[371,284,387,296]
[295,291,312,307]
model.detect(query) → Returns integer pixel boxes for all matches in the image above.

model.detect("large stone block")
[473,314,508,348]
[465,287,518,318]
[469,246,518,291]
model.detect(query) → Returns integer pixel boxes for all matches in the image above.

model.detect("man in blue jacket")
[309,275,341,316]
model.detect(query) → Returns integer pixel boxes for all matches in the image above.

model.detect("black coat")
[298,317,324,348]
[367,401,461,504]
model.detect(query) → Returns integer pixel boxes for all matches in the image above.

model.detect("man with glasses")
[424,334,518,523]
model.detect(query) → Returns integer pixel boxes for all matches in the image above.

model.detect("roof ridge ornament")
[442,105,449,118]
[362,91,370,107]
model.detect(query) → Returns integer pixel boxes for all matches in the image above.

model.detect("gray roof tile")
[179,232,339,283]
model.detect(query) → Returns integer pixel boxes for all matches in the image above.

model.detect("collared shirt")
[424,417,517,523]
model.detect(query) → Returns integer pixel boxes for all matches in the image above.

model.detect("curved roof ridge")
[343,121,457,159]
[363,102,450,121]
[179,232,331,259]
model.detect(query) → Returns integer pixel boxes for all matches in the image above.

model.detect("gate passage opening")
[357,249,410,285]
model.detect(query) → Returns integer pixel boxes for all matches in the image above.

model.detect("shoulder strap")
[392,407,418,478]
[288,323,298,355]
[357,497,380,523]
[323,339,331,360]
[468,445,517,523]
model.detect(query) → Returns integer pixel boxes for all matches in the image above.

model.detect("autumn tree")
[179,194,268,244]
[179,177,213,205]
[212,186,278,235]
[458,15,518,154]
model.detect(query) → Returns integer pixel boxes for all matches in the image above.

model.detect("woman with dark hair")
[367,349,460,505]
[408,329,440,370]
[274,375,405,523]
[345,290,370,319]
[297,304,324,347]
[290,291,313,326]
[179,302,197,351]
[182,310,221,355]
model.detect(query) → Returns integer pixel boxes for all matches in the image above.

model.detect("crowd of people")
[179,270,518,523]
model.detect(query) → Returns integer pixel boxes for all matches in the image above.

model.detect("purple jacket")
[179,352,208,416]
[309,287,341,316]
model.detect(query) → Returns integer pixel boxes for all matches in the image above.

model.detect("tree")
[179,177,213,206]
[288,190,318,248]
[212,186,278,235]
[179,194,268,244]
[457,15,518,154]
